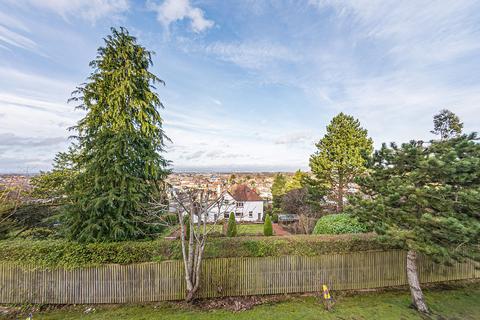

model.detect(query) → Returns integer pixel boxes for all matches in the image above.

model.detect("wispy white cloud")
[275,132,313,145]
[0,25,37,51]
[147,0,214,33]
[13,0,130,23]
[0,11,30,32]
[0,10,37,52]
[309,0,480,64]
[178,38,301,70]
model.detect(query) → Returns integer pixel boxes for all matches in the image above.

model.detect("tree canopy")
[271,173,287,209]
[284,170,308,192]
[309,113,373,212]
[431,109,463,140]
[63,27,169,242]
[351,134,480,262]
[349,133,480,312]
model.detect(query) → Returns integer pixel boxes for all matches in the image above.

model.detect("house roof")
[228,184,263,201]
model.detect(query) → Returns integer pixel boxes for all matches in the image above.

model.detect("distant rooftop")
[229,184,263,201]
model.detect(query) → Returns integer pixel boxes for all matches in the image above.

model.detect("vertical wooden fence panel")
[0,250,477,304]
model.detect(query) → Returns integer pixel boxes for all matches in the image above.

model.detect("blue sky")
[1,0,480,173]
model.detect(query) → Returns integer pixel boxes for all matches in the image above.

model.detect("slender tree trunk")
[337,174,344,213]
[406,250,429,313]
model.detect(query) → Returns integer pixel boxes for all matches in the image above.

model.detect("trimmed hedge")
[0,233,390,269]
[313,213,368,235]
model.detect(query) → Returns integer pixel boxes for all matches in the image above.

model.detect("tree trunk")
[406,250,429,313]
[337,176,344,213]
[185,287,198,303]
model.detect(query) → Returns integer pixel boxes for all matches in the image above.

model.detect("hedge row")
[0,233,392,269]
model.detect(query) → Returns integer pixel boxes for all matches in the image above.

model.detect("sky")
[0,0,480,173]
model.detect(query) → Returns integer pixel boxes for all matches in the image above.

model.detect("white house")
[196,184,264,223]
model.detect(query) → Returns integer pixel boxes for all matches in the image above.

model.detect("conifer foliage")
[264,214,273,236]
[350,133,480,313]
[64,27,169,242]
[226,212,237,237]
[310,113,373,212]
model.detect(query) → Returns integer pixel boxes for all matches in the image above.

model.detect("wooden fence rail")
[0,250,478,304]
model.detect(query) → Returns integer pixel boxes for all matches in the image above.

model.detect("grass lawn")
[195,223,267,236]
[33,284,480,320]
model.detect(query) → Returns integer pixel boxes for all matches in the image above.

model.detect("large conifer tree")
[64,27,169,242]
[350,134,480,313]
[309,113,373,212]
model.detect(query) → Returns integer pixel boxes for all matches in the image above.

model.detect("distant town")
[0,172,297,201]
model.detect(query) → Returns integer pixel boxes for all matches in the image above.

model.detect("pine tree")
[431,109,463,140]
[349,134,480,313]
[271,173,287,209]
[264,214,273,236]
[284,170,308,192]
[310,113,373,212]
[64,27,169,242]
[226,212,237,237]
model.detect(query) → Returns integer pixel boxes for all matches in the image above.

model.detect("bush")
[271,213,279,223]
[313,213,368,235]
[164,214,178,225]
[226,212,237,237]
[264,214,273,236]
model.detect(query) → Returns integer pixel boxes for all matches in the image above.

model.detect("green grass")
[237,224,265,236]
[32,284,480,320]
[196,223,267,236]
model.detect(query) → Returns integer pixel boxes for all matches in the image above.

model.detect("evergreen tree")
[271,173,287,209]
[310,113,373,212]
[349,134,480,313]
[431,109,463,140]
[263,214,273,236]
[226,212,237,237]
[64,27,169,242]
[284,170,308,192]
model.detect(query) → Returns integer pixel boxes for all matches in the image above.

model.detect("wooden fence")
[0,250,478,304]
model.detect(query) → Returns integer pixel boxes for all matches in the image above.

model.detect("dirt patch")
[191,295,290,312]
[272,223,291,236]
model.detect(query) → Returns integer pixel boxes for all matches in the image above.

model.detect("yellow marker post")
[322,284,331,300]
[322,284,334,311]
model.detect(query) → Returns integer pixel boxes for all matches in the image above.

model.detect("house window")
[224,213,229,218]
[248,211,253,218]
[235,211,242,217]
[236,202,244,208]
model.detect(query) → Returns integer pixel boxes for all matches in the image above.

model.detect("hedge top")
[0,233,389,269]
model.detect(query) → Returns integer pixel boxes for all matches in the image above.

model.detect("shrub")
[164,214,178,225]
[264,214,273,236]
[226,212,237,237]
[313,213,368,235]
[271,213,279,223]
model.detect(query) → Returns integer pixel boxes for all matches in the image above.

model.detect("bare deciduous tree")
[169,186,232,302]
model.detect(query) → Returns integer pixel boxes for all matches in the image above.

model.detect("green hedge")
[0,234,388,269]
[313,213,368,235]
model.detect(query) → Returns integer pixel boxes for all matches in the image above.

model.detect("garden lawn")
[34,284,480,320]
[195,223,266,236]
